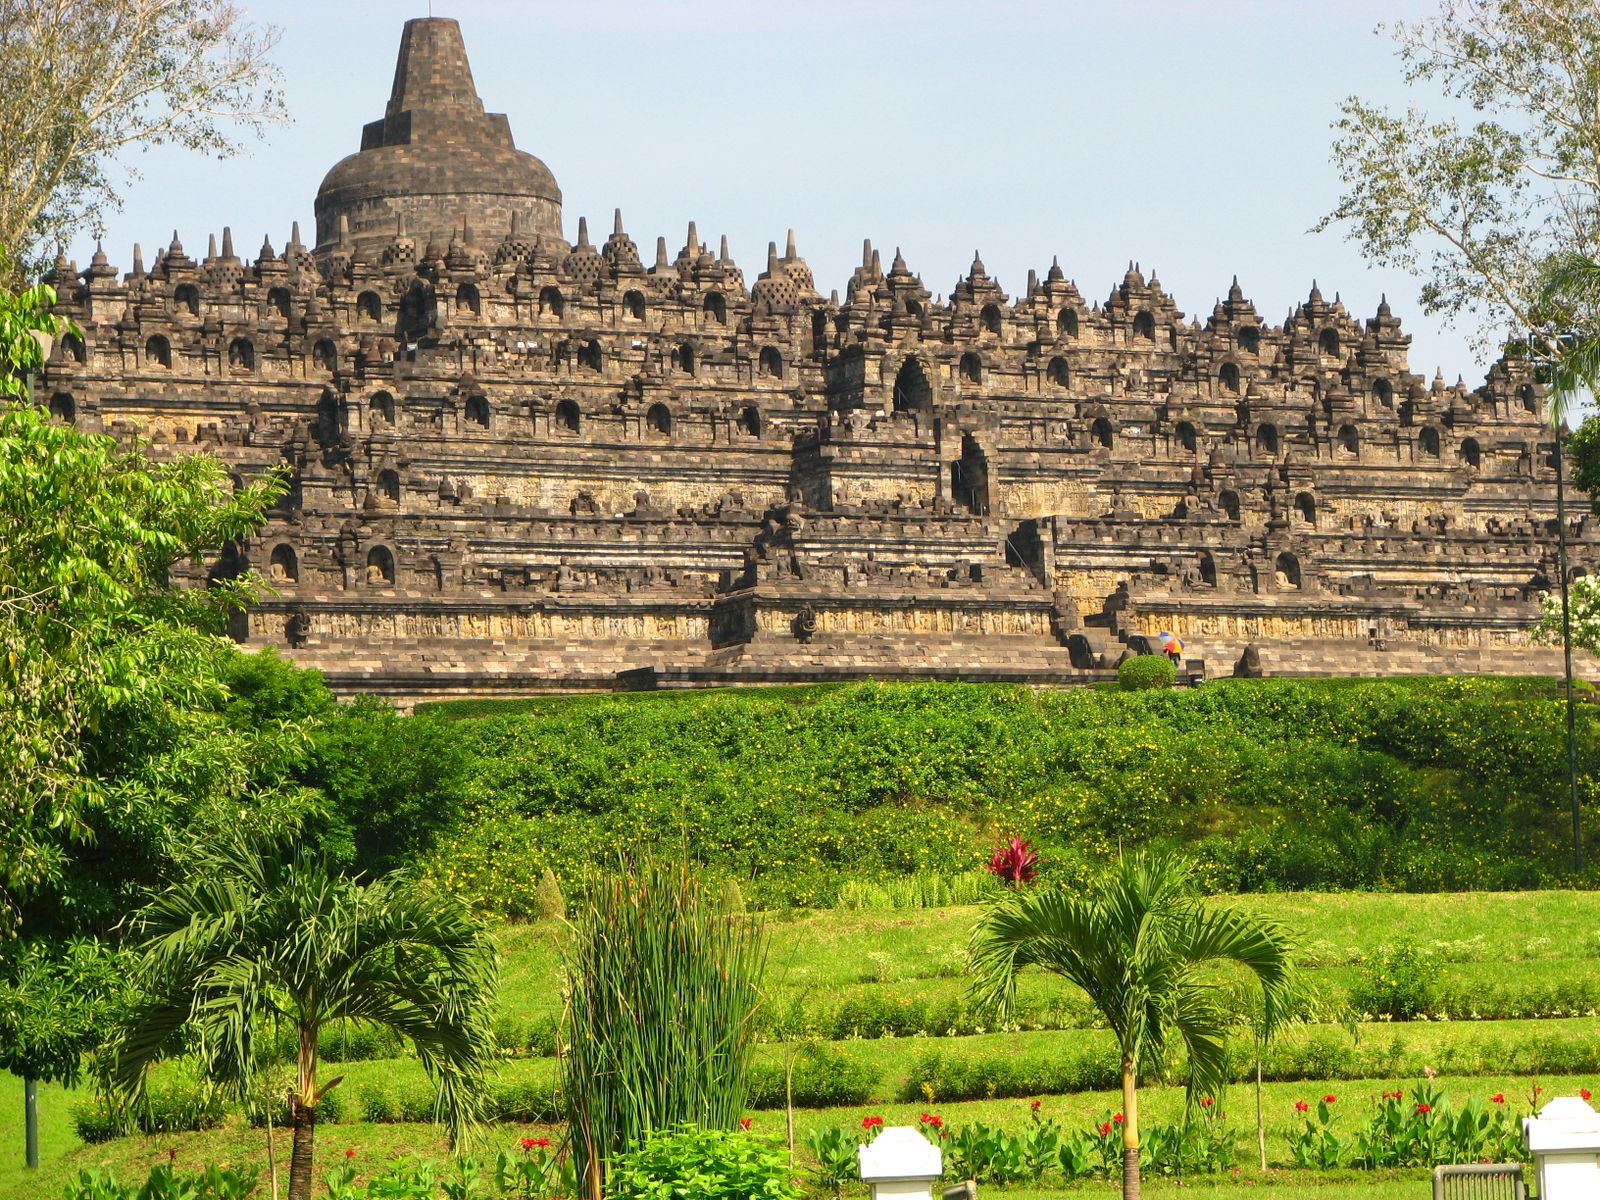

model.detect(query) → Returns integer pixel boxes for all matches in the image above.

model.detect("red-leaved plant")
[987,836,1040,885]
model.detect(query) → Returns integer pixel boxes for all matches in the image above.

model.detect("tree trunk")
[1255,1043,1267,1171]
[286,1099,316,1200]
[1121,1061,1141,1200]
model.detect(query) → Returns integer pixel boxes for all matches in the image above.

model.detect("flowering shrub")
[495,1138,562,1200]
[1285,1080,1536,1170]
[1350,942,1436,1019]
[1286,1094,1345,1169]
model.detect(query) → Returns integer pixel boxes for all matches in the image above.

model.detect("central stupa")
[313,17,563,257]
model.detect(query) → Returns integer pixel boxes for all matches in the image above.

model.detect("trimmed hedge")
[417,677,1600,910]
[1118,654,1177,690]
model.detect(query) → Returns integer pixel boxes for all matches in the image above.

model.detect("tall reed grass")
[563,860,766,1199]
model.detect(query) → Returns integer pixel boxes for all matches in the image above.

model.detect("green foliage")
[0,254,71,397]
[416,677,1600,913]
[747,1043,875,1109]
[0,398,283,931]
[563,860,766,1195]
[1349,944,1436,1020]
[803,1124,858,1191]
[1118,654,1177,691]
[717,877,746,916]
[1570,414,1600,510]
[608,1123,799,1200]
[308,699,473,875]
[532,869,565,921]
[0,937,124,1086]
[1285,1080,1526,1170]
[62,1163,259,1200]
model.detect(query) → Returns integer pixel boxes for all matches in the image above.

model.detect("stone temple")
[35,18,1598,701]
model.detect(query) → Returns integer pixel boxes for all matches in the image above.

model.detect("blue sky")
[78,0,1499,384]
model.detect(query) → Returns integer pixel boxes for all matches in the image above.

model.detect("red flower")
[1294,1100,1309,1113]
[1382,1089,1404,1101]
[1416,1103,1433,1115]
[1030,1099,1042,1112]
[345,1149,357,1160]
[739,1118,752,1131]
[1323,1094,1337,1104]
[1583,1089,1593,1102]
[1200,1096,1214,1108]
[1490,1094,1505,1105]
[918,1112,943,1128]
[862,1116,884,1130]
[1112,1112,1124,1125]
[1535,1085,1544,1095]
[1097,1121,1113,1136]
[986,836,1041,886]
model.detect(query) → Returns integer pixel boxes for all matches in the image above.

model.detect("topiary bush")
[1117,654,1177,690]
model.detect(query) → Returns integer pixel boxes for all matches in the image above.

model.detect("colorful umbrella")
[1155,630,1184,655]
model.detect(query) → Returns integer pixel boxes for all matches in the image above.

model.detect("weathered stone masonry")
[35,17,1598,701]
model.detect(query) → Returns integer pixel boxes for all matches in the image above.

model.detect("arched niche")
[893,357,932,412]
[269,543,299,583]
[365,544,395,586]
[555,399,581,435]
[646,403,673,437]
[1275,551,1302,590]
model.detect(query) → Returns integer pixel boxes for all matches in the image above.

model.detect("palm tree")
[107,836,498,1200]
[968,852,1293,1200]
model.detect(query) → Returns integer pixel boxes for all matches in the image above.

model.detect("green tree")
[1318,0,1600,341]
[0,937,126,1167]
[0,0,284,277]
[967,852,1294,1200]
[309,699,473,875]
[0,397,281,931]
[107,836,498,1200]
[0,248,71,394]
